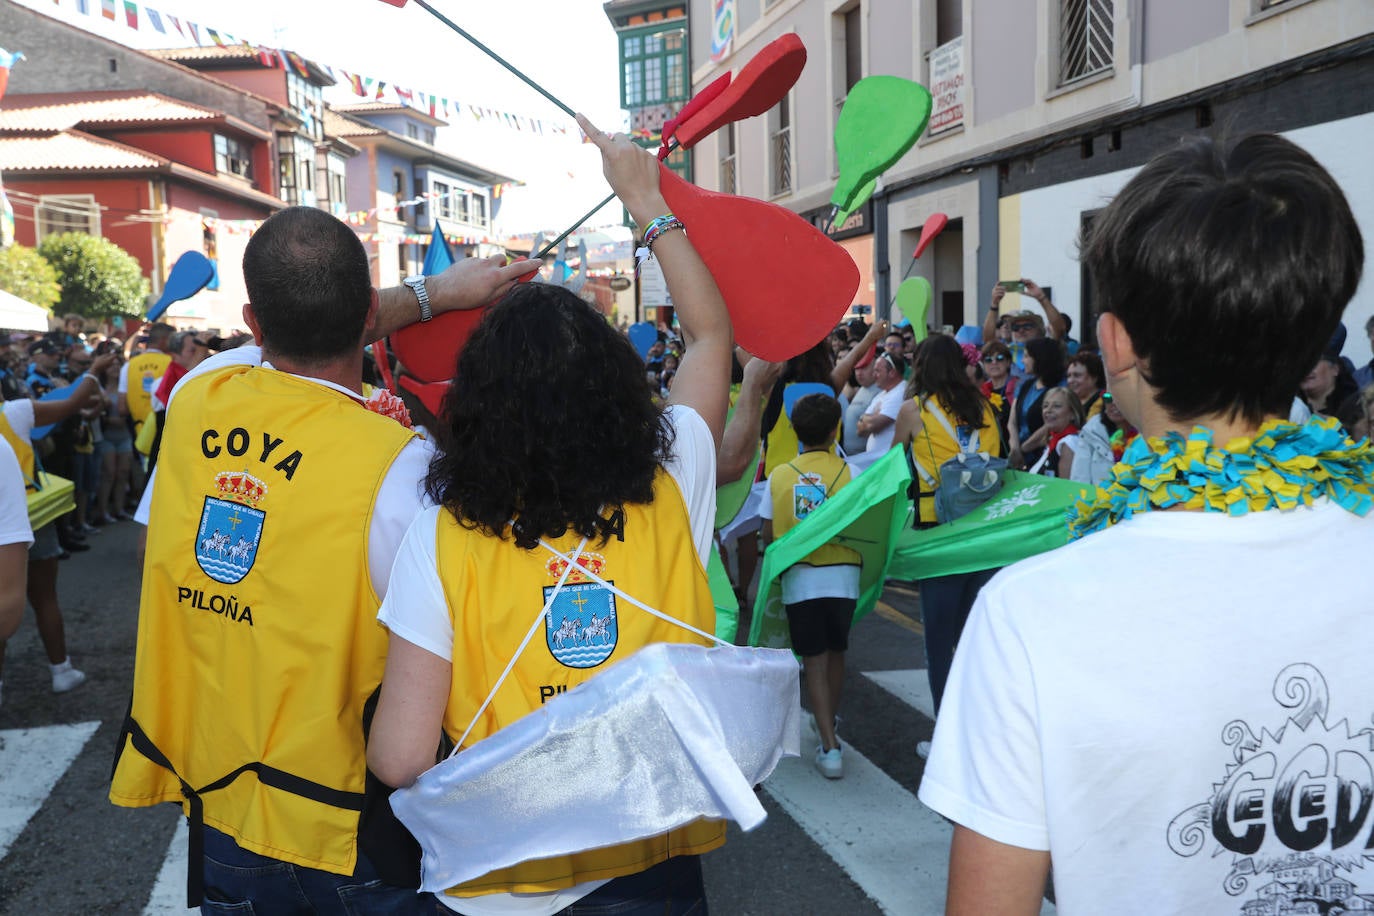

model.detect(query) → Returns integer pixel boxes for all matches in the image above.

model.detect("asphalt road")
[0,519,948,915]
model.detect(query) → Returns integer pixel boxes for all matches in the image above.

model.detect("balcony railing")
[719,155,736,195]
[770,126,792,197]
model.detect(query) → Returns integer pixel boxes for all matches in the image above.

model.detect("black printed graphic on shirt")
[1167,664,1374,913]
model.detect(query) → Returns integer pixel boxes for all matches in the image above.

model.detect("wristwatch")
[403,275,432,323]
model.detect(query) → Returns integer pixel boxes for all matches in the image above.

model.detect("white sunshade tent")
[0,288,50,331]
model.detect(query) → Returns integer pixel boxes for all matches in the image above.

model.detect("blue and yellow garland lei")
[1068,416,1374,540]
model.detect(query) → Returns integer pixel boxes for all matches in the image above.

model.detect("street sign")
[609,276,632,291]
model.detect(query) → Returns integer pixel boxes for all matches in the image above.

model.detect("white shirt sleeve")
[376,505,453,661]
[2,400,36,441]
[368,436,436,600]
[1056,433,1081,456]
[758,469,776,521]
[661,404,717,568]
[0,436,33,547]
[117,361,129,395]
[878,387,904,421]
[917,583,1051,851]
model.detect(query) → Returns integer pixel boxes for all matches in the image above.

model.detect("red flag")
[344,71,366,96]
[256,45,277,68]
[167,14,182,34]
[395,86,413,105]
[376,0,408,5]
[187,22,200,44]
[285,50,310,78]
[123,1,137,29]
[374,80,386,101]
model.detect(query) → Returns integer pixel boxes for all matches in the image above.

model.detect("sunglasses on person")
[1010,322,1038,332]
[981,354,1010,363]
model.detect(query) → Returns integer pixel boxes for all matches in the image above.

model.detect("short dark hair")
[1067,351,1105,389]
[146,322,174,345]
[1083,134,1363,423]
[791,393,841,447]
[427,282,672,551]
[242,207,373,363]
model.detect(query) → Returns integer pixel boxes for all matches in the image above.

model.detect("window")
[278,152,297,205]
[473,195,487,227]
[287,73,323,141]
[620,26,688,108]
[329,168,347,212]
[36,194,101,239]
[434,181,452,219]
[937,0,962,45]
[393,170,405,202]
[407,124,419,139]
[201,208,220,291]
[214,135,253,180]
[1058,0,1114,86]
[770,97,792,197]
[719,124,736,195]
[843,8,863,93]
[457,192,470,224]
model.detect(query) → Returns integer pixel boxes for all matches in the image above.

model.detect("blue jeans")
[555,855,707,916]
[918,568,999,716]
[200,825,437,915]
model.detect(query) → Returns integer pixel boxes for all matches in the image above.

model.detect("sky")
[10,0,631,236]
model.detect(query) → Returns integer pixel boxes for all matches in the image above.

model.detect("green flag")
[708,541,740,643]
[888,471,1084,581]
[747,450,1087,649]
[748,448,912,648]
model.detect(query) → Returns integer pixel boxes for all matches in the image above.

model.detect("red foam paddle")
[659,166,858,362]
[658,73,731,160]
[673,34,807,149]
[912,212,949,260]
[390,307,485,384]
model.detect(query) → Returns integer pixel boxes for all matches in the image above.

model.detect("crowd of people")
[1,125,1372,915]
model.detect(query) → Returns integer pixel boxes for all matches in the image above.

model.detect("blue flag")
[422,222,455,276]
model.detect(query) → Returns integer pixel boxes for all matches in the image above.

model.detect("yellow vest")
[109,365,416,876]
[763,384,839,478]
[768,450,861,568]
[0,412,34,489]
[434,469,724,898]
[125,350,171,428]
[911,398,1000,524]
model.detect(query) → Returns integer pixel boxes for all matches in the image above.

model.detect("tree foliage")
[0,244,61,312]
[36,232,149,319]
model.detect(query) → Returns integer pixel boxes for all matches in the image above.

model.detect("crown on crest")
[545,552,605,584]
[214,470,268,508]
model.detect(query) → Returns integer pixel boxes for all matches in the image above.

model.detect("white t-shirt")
[3,399,36,442]
[0,435,32,548]
[862,384,905,453]
[378,404,716,916]
[135,346,434,599]
[918,500,1374,915]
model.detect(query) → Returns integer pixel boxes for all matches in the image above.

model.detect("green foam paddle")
[831,76,933,215]
[833,178,875,227]
[896,277,933,342]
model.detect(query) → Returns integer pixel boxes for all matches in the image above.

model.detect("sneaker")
[80,523,101,535]
[917,740,932,760]
[51,661,87,694]
[814,745,843,779]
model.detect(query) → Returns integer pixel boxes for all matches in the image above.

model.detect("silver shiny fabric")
[389,642,800,893]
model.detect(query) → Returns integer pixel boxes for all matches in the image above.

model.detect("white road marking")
[863,668,936,720]
[765,675,1055,914]
[143,818,195,914]
[0,721,101,860]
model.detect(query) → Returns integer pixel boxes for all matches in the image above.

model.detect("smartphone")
[999,280,1026,293]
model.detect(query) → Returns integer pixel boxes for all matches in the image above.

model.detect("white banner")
[639,256,673,311]
[929,37,964,135]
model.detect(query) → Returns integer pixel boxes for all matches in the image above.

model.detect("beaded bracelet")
[634,214,686,273]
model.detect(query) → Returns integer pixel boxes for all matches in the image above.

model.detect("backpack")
[907,399,1007,526]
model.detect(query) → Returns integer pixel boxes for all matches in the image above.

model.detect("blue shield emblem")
[195,497,265,584]
[544,581,618,669]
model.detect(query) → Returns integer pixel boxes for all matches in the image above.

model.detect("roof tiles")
[0,91,222,131]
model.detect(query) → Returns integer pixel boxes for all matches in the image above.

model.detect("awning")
[0,288,50,331]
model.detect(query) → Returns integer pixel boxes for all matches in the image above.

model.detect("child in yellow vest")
[761,393,861,779]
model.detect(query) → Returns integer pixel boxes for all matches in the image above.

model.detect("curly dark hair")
[425,283,673,550]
